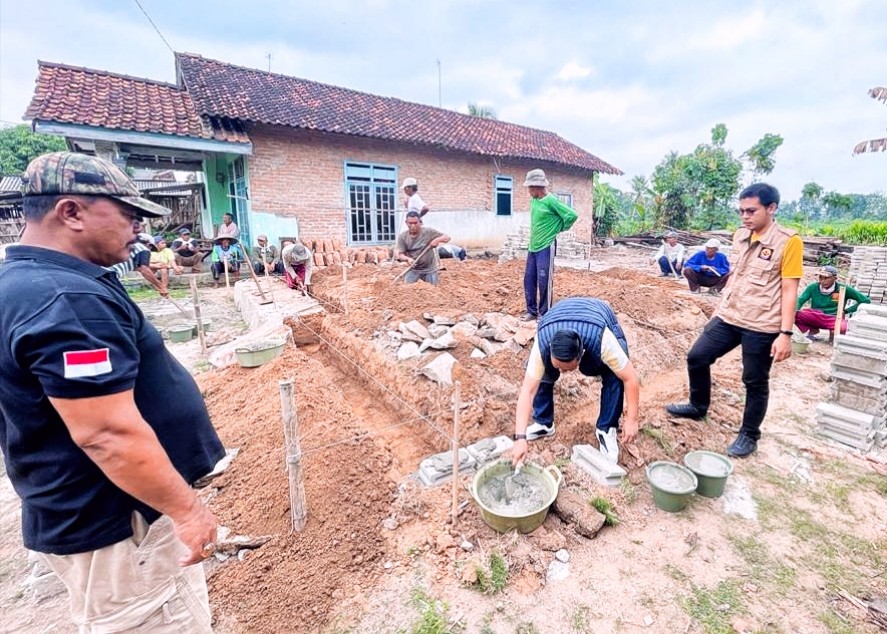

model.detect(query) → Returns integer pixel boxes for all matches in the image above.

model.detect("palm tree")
[467,102,497,119]
[853,87,886,154]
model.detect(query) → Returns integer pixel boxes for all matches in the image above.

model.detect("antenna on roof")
[436,59,442,107]
[266,53,272,72]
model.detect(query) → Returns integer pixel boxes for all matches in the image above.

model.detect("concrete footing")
[570,444,627,487]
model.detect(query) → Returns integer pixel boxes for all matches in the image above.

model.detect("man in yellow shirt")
[666,183,802,457]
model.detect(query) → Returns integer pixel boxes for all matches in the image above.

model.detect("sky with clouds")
[1,0,884,200]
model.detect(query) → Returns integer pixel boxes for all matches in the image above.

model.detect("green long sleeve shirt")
[528,193,578,252]
[796,282,871,315]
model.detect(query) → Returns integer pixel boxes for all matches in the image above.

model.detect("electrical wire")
[132,0,174,53]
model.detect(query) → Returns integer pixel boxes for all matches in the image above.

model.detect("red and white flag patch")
[63,348,112,379]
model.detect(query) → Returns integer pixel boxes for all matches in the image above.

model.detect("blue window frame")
[495,175,513,216]
[345,162,397,245]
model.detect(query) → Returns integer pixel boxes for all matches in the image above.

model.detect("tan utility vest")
[716,220,797,333]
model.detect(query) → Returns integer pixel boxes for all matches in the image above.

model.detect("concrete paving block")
[571,444,627,487]
[815,424,874,452]
[831,377,887,401]
[830,365,887,390]
[830,389,887,417]
[417,448,477,487]
[846,315,887,340]
[856,303,887,319]
[465,435,514,466]
[815,402,884,430]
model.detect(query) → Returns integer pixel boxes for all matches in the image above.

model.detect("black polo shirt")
[0,246,224,555]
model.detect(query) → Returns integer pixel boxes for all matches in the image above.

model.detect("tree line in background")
[594,123,887,244]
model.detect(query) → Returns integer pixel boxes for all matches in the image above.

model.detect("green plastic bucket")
[683,451,734,498]
[646,461,697,512]
[471,460,562,534]
[169,325,194,343]
[235,340,285,368]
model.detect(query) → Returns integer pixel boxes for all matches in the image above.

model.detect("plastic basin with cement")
[683,451,734,498]
[471,460,562,534]
[646,461,698,512]
[168,325,194,343]
[235,340,285,368]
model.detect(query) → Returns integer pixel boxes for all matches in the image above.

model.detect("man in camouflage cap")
[0,152,223,632]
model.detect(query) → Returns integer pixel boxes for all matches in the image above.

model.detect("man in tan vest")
[665,183,803,457]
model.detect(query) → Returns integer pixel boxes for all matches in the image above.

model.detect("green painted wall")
[204,154,232,228]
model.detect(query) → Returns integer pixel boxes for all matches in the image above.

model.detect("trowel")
[504,464,521,501]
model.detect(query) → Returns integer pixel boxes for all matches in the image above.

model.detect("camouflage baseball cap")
[22,152,171,218]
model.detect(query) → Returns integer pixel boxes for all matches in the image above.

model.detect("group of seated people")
[653,233,872,338]
[652,233,731,294]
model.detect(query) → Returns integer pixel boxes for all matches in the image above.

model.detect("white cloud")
[555,61,593,82]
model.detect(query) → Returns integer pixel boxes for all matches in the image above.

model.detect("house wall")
[246,124,595,248]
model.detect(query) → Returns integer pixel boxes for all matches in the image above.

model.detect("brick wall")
[247,124,596,245]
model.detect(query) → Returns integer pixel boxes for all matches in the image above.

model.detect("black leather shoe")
[665,403,707,420]
[727,433,757,458]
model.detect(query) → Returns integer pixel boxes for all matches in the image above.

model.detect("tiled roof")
[24,62,249,144]
[176,53,621,174]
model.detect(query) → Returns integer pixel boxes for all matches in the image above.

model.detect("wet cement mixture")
[3,248,885,634]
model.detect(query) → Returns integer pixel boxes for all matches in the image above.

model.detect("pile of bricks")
[848,246,887,304]
[298,238,391,267]
[814,303,887,452]
[498,226,530,263]
[557,231,590,260]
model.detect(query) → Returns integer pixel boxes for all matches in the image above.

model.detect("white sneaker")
[526,421,556,441]
[596,428,620,464]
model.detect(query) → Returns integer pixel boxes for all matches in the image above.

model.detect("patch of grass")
[789,509,829,541]
[682,580,744,634]
[472,551,509,594]
[855,473,887,496]
[640,426,673,454]
[817,609,858,634]
[127,287,190,302]
[589,496,620,526]
[407,545,421,557]
[727,534,796,595]
[515,623,539,634]
[408,588,450,634]
[619,478,639,504]
[479,612,496,634]
[571,604,593,632]
[664,563,689,584]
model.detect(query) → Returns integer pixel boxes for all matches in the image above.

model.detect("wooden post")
[342,265,348,316]
[831,285,847,344]
[223,259,231,295]
[261,249,278,308]
[279,379,307,532]
[190,277,207,355]
[451,380,461,526]
[239,246,270,302]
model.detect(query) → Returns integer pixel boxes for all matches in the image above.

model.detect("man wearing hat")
[795,265,870,337]
[402,177,430,217]
[172,227,206,273]
[682,238,731,294]
[0,152,223,631]
[251,234,280,275]
[522,168,578,320]
[651,231,686,277]
[210,236,242,287]
[511,297,640,466]
[281,240,314,292]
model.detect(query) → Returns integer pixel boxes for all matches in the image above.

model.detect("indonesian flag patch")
[63,348,112,379]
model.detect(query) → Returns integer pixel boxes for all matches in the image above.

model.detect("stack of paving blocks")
[416,435,513,487]
[848,246,887,304]
[498,226,531,263]
[814,303,887,451]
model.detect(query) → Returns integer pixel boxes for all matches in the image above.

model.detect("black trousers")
[687,317,778,441]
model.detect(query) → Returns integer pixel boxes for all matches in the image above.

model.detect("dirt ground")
[2,247,886,634]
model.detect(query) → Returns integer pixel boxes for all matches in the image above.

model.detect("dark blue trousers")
[658,256,682,276]
[687,317,778,441]
[524,242,555,317]
[532,367,624,432]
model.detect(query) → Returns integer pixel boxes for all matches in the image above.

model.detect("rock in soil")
[552,488,607,538]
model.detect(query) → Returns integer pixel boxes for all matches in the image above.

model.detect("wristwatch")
[780,330,793,336]
[513,434,527,441]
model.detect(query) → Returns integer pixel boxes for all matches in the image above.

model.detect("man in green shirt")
[522,169,578,320]
[795,265,870,336]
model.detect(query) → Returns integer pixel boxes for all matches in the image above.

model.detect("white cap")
[705,238,722,249]
[402,177,418,188]
[523,169,548,187]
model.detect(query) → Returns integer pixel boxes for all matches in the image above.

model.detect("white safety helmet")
[402,177,418,189]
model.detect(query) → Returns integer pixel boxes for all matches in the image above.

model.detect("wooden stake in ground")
[342,265,348,316]
[451,380,461,526]
[260,249,278,309]
[239,247,271,303]
[279,379,307,532]
[223,259,231,295]
[830,284,847,344]
[189,277,207,355]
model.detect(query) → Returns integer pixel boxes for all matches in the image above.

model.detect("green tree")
[593,174,619,237]
[822,191,854,218]
[800,181,824,225]
[743,133,784,177]
[0,125,67,174]
[467,103,497,119]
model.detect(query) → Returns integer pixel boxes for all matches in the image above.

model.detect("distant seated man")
[171,228,206,273]
[107,232,168,297]
[437,243,467,261]
[251,234,280,275]
[795,265,871,337]
[682,239,731,294]
[281,241,313,293]
[652,231,685,277]
[210,237,242,287]
[149,235,183,286]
